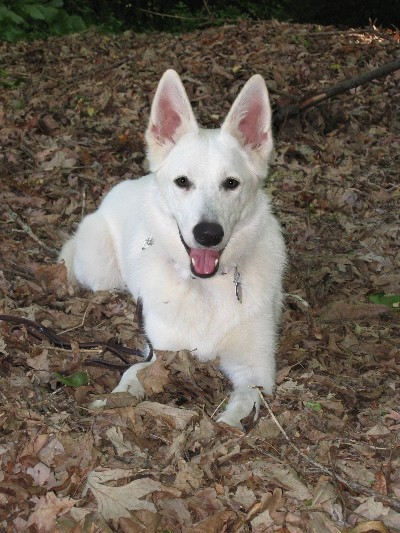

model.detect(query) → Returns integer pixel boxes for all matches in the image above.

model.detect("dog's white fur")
[59,70,286,429]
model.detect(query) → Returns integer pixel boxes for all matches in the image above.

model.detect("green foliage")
[0,68,27,88]
[368,291,400,311]
[72,0,288,33]
[54,371,89,387]
[78,0,397,34]
[1,0,397,42]
[304,401,322,413]
[0,0,86,42]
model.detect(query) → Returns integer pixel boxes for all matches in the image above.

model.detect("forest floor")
[0,19,399,533]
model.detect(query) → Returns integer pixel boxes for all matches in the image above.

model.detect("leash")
[0,313,153,369]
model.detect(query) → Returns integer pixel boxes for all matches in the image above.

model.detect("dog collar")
[233,266,242,303]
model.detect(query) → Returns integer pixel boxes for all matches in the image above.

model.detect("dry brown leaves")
[0,19,399,533]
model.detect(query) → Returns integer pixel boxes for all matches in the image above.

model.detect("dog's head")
[145,70,273,278]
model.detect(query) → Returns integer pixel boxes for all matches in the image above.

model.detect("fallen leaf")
[174,459,204,491]
[26,462,56,488]
[26,492,76,532]
[341,520,389,533]
[264,464,312,500]
[324,302,391,321]
[372,471,387,496]
[135,401,199,430]
[353,497,400,530]
[137,354,170,394]
[106,426,133,455]
[39,151,77,170]
[182,509,235,533]
[84,468,179,520]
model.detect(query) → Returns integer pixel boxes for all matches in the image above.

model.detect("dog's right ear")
[145,70,198,170]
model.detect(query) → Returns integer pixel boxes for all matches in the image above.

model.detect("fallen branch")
[273,56,400,125]
[256,388,400,513]
[138,7,207,22]
[0,314,143,367]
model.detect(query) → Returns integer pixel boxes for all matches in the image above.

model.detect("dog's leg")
[58,238,78,285]
[59,213,124,291]
[217,320,277,429]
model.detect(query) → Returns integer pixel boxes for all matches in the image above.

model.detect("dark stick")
[0,314,143,363]
[273,56,400,125]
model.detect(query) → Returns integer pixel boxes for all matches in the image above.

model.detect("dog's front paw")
[216,387,261,430]
[216,411,244,430]
[112,377,146,399]
[88,362,153,410]
[112,360,154,399]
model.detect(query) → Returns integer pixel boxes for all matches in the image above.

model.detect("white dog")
[59,70,286,429]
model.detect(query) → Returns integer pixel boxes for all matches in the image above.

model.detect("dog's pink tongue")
[190,248,220,276]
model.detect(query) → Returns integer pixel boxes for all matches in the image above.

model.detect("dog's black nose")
[193,222,224,247]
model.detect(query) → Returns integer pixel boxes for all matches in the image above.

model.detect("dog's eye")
[223,178,240,190]
[174,176,191,189]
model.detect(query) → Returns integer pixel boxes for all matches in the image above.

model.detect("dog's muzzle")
[178,225,224,278]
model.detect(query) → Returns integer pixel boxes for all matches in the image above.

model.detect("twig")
[273,57,400,125]
[309,28,386,37]
[256,388,400,513]
[268,87,296,99]
[211,395,228,419]
[367,23,400,47]
[202,0,212,19]
[309,30,369,36]
[60,304,91,335]
[301,26,399,46]
[138,7,207,22]
[3,204,58,256]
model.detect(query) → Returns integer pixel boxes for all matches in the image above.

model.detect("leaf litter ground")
[0,20,399,533]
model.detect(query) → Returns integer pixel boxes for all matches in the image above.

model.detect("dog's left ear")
[146,69,199,170]
[221,75,273,177]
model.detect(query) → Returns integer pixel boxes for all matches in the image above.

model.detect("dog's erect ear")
[221,75,273,177]
[145,70,198,170]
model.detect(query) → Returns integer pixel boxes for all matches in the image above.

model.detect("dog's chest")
[139,272,244,358]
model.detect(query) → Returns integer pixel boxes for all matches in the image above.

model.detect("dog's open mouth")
[179,230,222,278]
[189,248,221,277]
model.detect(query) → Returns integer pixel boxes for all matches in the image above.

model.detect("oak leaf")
[84,468,178,520]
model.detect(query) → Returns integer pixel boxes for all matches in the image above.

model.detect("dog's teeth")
[191,258,196,266]
[215,258,219,266]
